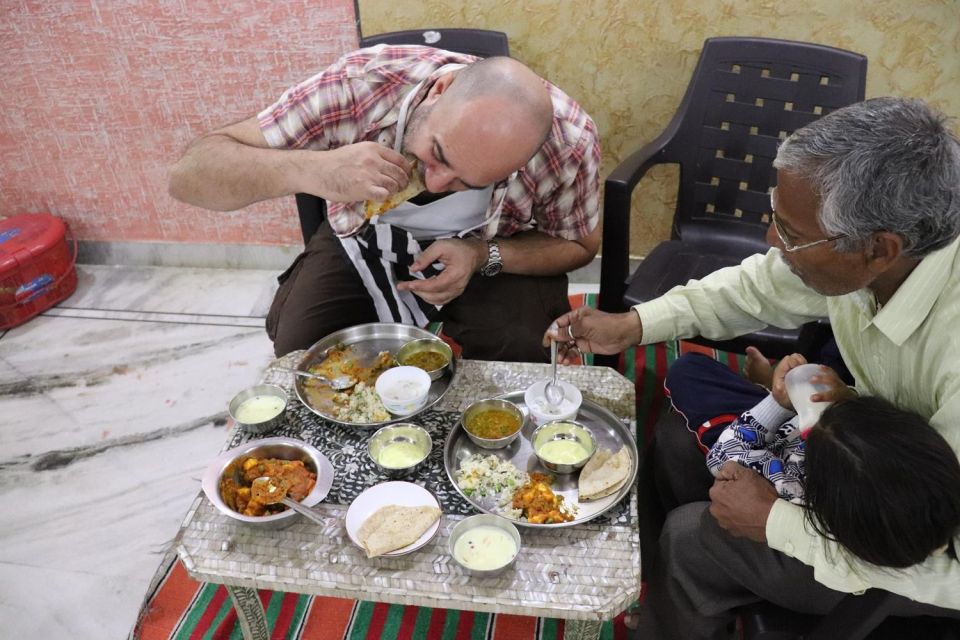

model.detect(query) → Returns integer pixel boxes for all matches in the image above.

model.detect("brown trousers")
[266,221,571,362]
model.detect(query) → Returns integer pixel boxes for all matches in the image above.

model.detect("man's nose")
[424,165,456,193]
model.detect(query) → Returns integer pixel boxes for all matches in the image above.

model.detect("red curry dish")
[219,456,317,516]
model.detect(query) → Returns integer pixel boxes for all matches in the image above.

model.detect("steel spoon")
[280,368,357,391]
[544,334,564,407]
[250,476,327,526]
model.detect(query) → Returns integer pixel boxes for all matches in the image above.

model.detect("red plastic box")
[0,213,78,329]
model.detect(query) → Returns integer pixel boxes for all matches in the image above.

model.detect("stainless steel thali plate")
[294,323,456,429]
[443,390,638,528]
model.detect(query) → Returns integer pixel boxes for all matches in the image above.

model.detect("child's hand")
[808,366,858,403]
[770,353,808,410]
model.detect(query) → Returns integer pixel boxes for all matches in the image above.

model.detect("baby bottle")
[784,364,833,433]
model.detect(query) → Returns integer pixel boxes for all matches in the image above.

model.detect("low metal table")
[175,355,640,640]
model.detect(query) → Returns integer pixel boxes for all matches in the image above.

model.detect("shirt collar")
[870,235,960,345]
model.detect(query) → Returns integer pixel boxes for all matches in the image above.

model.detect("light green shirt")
[634,237,960,609]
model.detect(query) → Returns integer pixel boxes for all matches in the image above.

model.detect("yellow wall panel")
[358,0,960,256]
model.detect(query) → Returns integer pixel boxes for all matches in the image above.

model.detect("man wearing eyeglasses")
[546,97,960,636]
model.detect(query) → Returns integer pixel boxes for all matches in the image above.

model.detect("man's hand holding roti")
[304,141,412,204]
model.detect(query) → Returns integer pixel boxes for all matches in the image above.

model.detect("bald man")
[169,45,601,361]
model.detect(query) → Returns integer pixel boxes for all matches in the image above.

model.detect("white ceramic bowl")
[524,379,582,426]
[375,366,431,415]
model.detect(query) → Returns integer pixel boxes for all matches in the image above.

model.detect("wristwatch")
[479,240,503,277]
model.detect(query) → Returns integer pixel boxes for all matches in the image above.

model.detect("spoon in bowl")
[279,368,357,391]
[250,476,327,526]
[544,328,565,408]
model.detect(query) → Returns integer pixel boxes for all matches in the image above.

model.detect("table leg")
[564,619,603,640]
[225,585,269,640]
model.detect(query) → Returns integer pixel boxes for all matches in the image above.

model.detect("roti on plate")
[357,504,442,558]
[578,446,632,501]
[363,165,426,219]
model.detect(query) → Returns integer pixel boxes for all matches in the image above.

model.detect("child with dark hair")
[707,353,960,568]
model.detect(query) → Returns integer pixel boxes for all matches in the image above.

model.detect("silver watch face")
[480,261,503,277]
[481,241,502,276]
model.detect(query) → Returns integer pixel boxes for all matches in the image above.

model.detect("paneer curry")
[219,456,317,517]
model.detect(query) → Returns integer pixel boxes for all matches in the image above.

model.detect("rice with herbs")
[332,382,389,423]
[455,453,528,520]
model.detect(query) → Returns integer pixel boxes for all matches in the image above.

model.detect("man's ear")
[422,72,457,106]
[866,231,905,272]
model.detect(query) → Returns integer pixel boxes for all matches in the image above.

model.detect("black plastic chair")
[739,589,960,640]
[597,37,867,365]
[295,29,510,245]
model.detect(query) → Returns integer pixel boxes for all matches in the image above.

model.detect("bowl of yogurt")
[228,384,288,435]
[531,420,596,474]
[375,366,431,415]
[367,423,433,478]
[449,514,521,576]
[524,379,582,425]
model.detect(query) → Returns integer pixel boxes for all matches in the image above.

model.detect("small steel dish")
[396,338,453,381]
[460,398,524,450]
[367,423,433,478]
[531,420,597,474]
[228,384,288,435]
[201,437,334,529]
[448,514,522,576]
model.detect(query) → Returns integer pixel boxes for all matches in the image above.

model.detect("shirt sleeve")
[634,249,830,345]
[707,396,803,502]
[707,396,792,469]
[529,121,601,241]
[257,61,350,150]
[766,501,960,609]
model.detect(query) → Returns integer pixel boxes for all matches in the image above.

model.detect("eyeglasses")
[769,192,847,252]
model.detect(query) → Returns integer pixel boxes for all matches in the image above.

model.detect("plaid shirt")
[258,45,601,240]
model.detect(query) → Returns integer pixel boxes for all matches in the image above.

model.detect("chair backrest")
[660,37,867,251]
[359,28,509,58]
[295,28,510,245]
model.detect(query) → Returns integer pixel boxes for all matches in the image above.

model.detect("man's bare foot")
[744,346,775,389]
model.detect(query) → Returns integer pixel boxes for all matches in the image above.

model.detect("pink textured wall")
[0,0,358,245]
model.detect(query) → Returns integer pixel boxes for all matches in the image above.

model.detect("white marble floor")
[0,264,280,640]
[0,264,600,639]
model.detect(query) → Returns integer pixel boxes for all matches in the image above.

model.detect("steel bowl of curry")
[460,398,525,450]
[201,437,334,529]
[396,338,453,381]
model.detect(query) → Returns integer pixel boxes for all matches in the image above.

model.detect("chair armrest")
[599,134,672,313]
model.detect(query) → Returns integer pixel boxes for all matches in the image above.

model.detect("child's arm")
[706,395,795,477]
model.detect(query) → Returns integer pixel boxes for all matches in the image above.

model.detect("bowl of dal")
[397,338,453,381]
[448,514,521,576]
[228,384,288,435]
[460,398,524,450]
[367,423,433,478]
[531,420,596,474]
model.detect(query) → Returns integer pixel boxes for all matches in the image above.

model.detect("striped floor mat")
[131,295,743,640]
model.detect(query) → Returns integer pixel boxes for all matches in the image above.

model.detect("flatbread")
[357,504,441,558]
[363,167,425,219]
[578,446,632,501]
